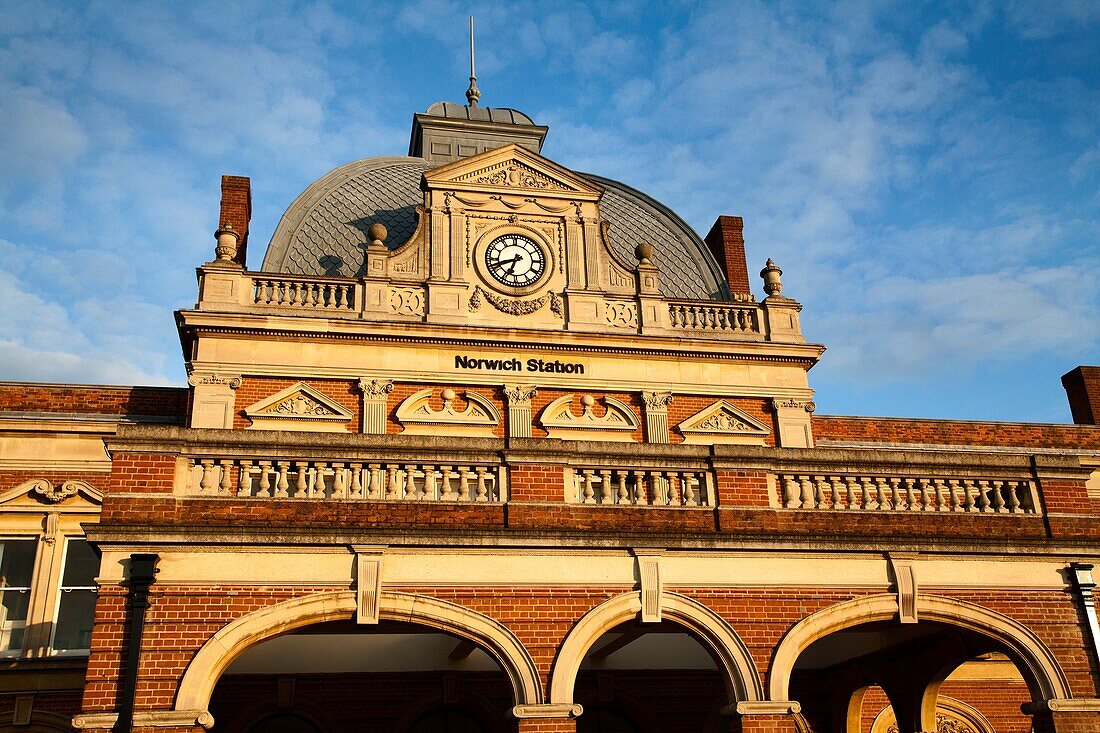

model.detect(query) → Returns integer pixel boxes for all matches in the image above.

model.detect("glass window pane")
[0,539,37,588]
[53,589,96,651]
[1,588,31,653]
[61,540,99,587]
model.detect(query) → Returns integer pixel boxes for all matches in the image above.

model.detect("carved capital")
[641,390,674,410]
[504,385,538,405]
[774,399,815,413]
[358,378,395,400]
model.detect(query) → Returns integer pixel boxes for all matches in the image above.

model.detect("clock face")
[484,234,547,288]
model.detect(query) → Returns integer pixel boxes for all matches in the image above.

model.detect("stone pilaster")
[772,398,815,448]
[358,378,394,434]
[505,385,538,438]
[186,371,241,429]
[641,390,673,443]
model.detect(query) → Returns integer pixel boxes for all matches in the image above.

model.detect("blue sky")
[0,0,1097,422]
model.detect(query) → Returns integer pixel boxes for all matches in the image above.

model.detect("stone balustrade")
[775,473,1037,513]
[567,467,713,507]
[667,301,760,334]
[189,457,503,502]
[251,275,357,311]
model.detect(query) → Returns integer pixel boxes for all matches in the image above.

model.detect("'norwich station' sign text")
[454,355,585,374]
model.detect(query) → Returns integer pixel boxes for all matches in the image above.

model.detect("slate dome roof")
[260,157,729,300]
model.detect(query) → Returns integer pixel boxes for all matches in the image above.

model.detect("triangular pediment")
[423,144,603,199]
[676,400,771,445]
[244,382,353,432]
[0,478,103,509]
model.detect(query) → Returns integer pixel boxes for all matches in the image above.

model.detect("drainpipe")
[1070,563,1100,677]
[116,554,159,733]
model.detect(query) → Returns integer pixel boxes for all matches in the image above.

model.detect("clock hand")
[490,255,522,271]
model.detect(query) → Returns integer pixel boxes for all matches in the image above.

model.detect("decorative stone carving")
[676,401,771,445]
[395,388,501,437]
[888,554,919,624]
[12,479,100,505]
[458,161,570,191]
[641,391,674,444]
[538,395,639,442]
[504,384,538,439]
[243,383,354,432]
[604,301,638,328]
[469,286,563,318]
[771,397,815,448]
[186,371,242,389]
[358,378,394,435]
[389,286,426,317]
[354,546,384,625]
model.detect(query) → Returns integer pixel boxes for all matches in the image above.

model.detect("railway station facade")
[1,96,1100,733]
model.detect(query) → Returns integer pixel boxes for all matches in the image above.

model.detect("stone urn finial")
[635,243,654,266]
[760,258,783,297]
[214,223,239,262]
[368,222,388,250]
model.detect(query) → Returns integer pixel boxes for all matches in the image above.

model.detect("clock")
[483,234,547,288]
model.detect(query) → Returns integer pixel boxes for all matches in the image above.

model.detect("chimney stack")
[704,216,752,298]
[218,175,252,267]
[1062,366,1100,425]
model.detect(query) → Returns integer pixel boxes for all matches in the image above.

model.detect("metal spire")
[465,16,481,107]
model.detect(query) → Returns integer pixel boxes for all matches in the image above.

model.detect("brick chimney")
[704,216,752,298]
[218,175,252,267]
[1062,366,1100,425]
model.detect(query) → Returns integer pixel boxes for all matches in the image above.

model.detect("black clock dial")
[484,234,547,288]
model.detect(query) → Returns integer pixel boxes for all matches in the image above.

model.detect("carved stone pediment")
[538,395,639,442]
[243,382,353,432]
[422,144,603,200]
[676,400,771,445]
[395,388,501,437]
[0,479,103,508]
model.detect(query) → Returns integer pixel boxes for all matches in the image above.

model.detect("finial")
[465,16,481,107]
[760,258,783,297]
[368,222,388,249]
[214,222,239,262]
[634,243,654,265]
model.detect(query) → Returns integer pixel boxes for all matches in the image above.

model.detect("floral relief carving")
[642,391,674,410]
[463,162,569,191]
[271,394,336,416]
[504,385,538,405]
[358,379,395,400]
[469,286,564,318]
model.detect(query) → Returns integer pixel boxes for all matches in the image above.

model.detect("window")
[0,539,37,655]
[51,539,98,653]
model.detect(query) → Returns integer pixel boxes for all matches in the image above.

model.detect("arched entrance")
[769,594,1073,733]
[550,592,762,732]
[174,591,540,731]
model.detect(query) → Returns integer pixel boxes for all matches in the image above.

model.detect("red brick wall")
[0,469,110,493]
[107,453,177,495]
[233,377,360,431]
[0,383,186,418]
[704,216,752,297]
[814,415,1100,450]
[1062,366,1100,426]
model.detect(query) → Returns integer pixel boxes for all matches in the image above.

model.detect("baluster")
[649,472,663,506]
[199,460,216,495]
[274,462,290,498]
[219,460,234,496]
[633,470,648,505]
[402,465,417,500]
[860,477,876,510]
[903,478,918,511]
[973,480,990,513]
[257,461,272,498]
[238,460,253,497]
[812,476,827,509]
[915,479,930,511]
[365,464,382,500]
[844,477,858,510]
[322,284,334,308]
[349,463,363,499]
[475,467,489,501]
[799,475,815,509]
[599,470,613,505]
[956,479,974,512]
[987,480,1006,513]
[930,479,946,511]
[616,471,629,505]
[582,470,596,504]
[667,472,681,507]
[440,465,456,500]
[458,466,471,501]
[336,285,348,309]
[385,466,400,500]
[830,476,843,510]
[783,476,801,509]
[874,478,890,510]
[888,478,903,510]
[424,465,438,501]
[684,473,698,507]
[332,463,347,499]
[1007,481,1023,514]
[296,461,310,498]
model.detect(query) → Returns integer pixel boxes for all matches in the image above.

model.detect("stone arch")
[175,590,543,717]
[768,593,1073,703]
[549,591,763,706]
